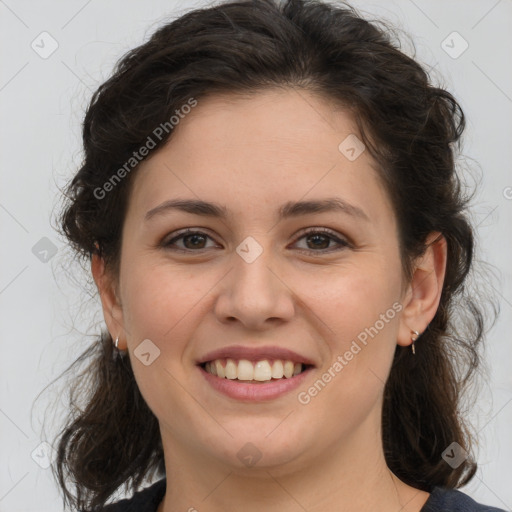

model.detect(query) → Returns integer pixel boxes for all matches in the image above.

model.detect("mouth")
[199,358,313,383]
[195,345,316,401]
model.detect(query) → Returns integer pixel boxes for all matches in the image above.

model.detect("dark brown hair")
[53,0,495,510]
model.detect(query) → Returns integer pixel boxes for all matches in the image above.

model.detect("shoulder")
[99,479,166,512]
[422,486,507,512]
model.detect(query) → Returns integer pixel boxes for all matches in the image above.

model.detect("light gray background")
[1,0,511,511]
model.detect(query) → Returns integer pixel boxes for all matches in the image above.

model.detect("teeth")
[225,358,237,379]
[238,359,254,380]
[283,361,294,378]
[254,360,272,381]
[215,360,225,378]
[271,360,284,379]
[204,358,305,381]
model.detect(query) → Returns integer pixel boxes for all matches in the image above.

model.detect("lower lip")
[198,365,313,402]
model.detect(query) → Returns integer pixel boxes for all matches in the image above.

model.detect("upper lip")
[196,345,316,366]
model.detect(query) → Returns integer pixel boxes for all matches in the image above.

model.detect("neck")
[157,410,430,512]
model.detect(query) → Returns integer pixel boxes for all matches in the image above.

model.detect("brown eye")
[305,233,331,250]
[293,228,350,254]
[162,229,218,252]
[181,233,208,249]
[161,227,350,255]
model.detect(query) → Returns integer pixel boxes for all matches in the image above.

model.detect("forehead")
[127,88,395,228]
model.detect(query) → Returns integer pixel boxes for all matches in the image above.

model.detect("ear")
[91,253,127,350]
[397,232,447,349]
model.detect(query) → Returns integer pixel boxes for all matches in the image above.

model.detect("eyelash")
[161,227,351,255]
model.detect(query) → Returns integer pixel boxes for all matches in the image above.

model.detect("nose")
[213,242,295,330]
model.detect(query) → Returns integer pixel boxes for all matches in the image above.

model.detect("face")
[106,88,410,473]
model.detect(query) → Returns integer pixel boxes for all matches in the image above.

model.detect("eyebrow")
[145,197,370,222]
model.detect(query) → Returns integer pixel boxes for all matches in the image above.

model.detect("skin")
[92,88,447,512]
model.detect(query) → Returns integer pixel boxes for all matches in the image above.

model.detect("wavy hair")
[53,0,495,510]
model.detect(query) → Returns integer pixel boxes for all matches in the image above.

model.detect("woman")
[53,0,505,511]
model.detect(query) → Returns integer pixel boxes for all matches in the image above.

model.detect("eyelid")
[161,226,351,253]
[161,228,220,250]
[291,227,352,253]
[293,226,350,243]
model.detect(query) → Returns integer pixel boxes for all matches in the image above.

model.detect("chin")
[206,423,310,470]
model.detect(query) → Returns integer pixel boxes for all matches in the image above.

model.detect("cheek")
[120,261,204,344]
[295,261,401,415]
[120,262,210,420]
[299,259,402,346]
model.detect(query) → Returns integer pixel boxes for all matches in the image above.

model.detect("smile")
[197,360,314,402]
[202,358,310,382]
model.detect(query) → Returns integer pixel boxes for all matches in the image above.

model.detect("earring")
[113,336,121,361]
[411,330,420,355]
